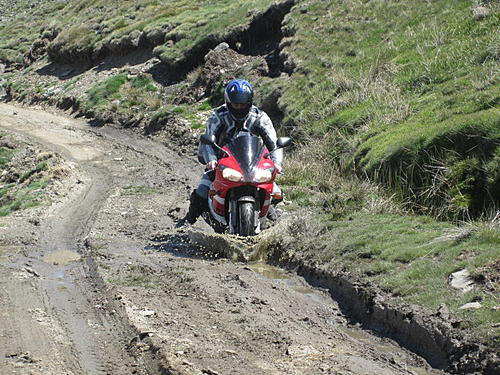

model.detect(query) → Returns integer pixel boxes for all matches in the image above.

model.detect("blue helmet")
[224,79,253,120]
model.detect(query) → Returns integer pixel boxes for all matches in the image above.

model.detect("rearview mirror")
[264,137,293,158]
[276,137,292,149]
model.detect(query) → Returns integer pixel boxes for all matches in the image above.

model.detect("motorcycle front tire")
[238,201,255,236]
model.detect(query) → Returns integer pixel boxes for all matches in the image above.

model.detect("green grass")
[0,148,15,169]
[150,104,208,129]
[19,161,48,183]
[129,75,156,92]
[83,74,161,118]
[151,107,171,123]
[0,138,51,216]
[109,265,160,288]
[0,0,277,66]
[197,102,212,111]
[276,0,500,218]
[0,178,49,216]
[85,74,128,109]
[109,274,159,288]
[274,212,500,347]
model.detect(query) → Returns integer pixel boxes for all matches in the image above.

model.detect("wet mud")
[43,250,81,265]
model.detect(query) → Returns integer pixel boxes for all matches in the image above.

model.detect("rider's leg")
[271,182,283,204]
[183,173,211,224]
[268,183,283,221]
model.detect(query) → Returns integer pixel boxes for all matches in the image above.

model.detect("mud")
[43,250,81,265]
[0,103,446,374]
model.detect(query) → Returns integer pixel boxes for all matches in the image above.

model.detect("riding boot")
[267,204,282,221]
[184,190,208,224]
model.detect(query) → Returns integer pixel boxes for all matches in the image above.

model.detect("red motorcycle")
[200,132,291,236]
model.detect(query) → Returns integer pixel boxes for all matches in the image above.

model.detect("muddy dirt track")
[0,103,443,375]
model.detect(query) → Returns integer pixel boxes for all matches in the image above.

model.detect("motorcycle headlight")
[254,168,274,183]
[222,167,244,182]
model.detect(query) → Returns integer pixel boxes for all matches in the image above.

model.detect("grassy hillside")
[0,0,281,67]
[277,0,499,219]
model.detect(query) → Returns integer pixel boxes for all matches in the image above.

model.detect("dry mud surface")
[0,103,443,374]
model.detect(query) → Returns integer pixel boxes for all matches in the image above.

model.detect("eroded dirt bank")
[1,103,443,374]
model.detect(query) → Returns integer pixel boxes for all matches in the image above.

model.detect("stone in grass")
[449,269,474,292]
[459,302,482,310]
[472,6,491,20]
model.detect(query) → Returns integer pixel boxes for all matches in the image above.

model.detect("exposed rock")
[449,269,474,292]
[459,302,482,310]
[286,344,319,358]
[472,6,491,20]
[35,152,52,162]
[436,304,450,320]
[213,42,229,52]
[192,47,267,101]
[139,309,156,317]
[25,39,49,64]
[1,168,20,183]
[0,138,18,149]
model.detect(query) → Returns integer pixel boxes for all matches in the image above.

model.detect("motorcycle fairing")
[225,133,264,182]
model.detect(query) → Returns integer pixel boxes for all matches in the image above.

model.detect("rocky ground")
[0,103,445,375]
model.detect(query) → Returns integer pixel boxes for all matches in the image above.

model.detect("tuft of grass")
[197,102,212,111]
[0,136,52,216]
[0,148,15,169]
[85,74,128,109]
[130,75,157,92]
[109,264,160,288]
[19,161,48,183]
[109,274,159,288]
[0,177,49,216]
[151,107,171,123]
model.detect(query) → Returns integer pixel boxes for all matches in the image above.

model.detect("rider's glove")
[275,164,283,174]
[206,160,218,170]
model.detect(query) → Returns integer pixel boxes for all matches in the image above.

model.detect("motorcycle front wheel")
[238,201,255,236]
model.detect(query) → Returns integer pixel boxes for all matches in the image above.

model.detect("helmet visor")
[229,103,251,120]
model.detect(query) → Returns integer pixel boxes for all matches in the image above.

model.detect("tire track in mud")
[0,103,178,374]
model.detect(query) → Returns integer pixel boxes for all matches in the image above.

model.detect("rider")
[180,78,283,225]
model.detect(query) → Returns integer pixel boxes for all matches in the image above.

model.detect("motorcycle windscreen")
[226,133,264,181]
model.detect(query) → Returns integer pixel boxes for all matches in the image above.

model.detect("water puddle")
[247,262,289,279]
[43,250,81,265]
[248,262,328,300]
